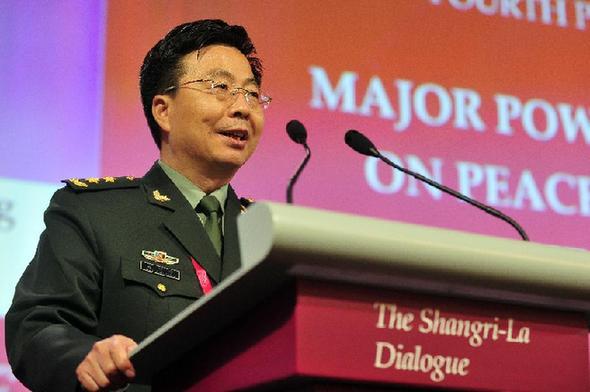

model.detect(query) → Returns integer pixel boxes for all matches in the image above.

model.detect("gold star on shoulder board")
[69,178,88,188]
[103,176,115,183]
[153,190,171,202]
[87,178,100,184]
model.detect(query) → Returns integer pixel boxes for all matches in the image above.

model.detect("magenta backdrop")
[102,1,590,248]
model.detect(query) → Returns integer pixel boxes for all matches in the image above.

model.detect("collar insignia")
[153,190,171,202]
[142,250,179,265]
[240,197,254,213]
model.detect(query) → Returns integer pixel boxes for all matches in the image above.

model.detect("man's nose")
[228,90,251,117]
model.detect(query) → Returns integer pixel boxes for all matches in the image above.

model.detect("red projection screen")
[101,0,590,248]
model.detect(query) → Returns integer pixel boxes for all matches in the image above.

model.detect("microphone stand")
[376,151,529,241]
[344,129,529,241]
[287,143,311,204]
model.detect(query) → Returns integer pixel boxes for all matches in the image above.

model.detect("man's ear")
[152,94,172,134]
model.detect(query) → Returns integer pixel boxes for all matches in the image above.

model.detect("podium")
[131,202,590,391]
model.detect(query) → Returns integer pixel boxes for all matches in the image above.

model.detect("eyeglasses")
[163,79,272,110]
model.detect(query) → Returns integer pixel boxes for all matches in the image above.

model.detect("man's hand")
[76,334,138,391]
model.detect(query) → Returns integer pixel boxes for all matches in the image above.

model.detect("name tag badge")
[139,260,181,281]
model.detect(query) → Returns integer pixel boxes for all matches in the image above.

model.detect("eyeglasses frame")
[162,78,272,110]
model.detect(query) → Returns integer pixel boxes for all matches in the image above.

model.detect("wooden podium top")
[238,202,590,311]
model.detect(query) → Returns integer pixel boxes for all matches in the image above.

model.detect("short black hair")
[140,19,263,148]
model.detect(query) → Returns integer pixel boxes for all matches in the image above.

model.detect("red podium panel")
[154,279,589,392]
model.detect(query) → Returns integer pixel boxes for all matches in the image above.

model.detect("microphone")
[287,119,307,145]
[286,120,311,204]
[345,130,379,158]
[344,130,529,241]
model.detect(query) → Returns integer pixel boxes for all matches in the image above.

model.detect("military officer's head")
[140,20,270,186]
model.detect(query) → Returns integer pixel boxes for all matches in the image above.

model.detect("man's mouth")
[219,130,248,141]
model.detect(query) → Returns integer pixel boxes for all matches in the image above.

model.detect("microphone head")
[286,119,308,145]
[344,130,379,157]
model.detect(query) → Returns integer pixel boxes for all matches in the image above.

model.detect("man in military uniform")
[5,19,270,392]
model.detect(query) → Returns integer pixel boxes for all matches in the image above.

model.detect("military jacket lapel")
[163,209,222,283]
[142,164,222,284]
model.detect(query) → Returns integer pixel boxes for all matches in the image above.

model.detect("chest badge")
[142,250,180,265]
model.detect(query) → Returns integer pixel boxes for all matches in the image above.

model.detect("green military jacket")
[5,163,246,391]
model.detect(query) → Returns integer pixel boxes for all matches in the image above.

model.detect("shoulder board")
[62,176,140,192]
[239,197,255,213]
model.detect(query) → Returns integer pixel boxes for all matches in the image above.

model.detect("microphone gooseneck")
[344,129,529,241]
[286,120,311,204]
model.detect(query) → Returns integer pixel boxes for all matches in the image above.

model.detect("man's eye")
[212,82,229,91]
[247,91,260,99]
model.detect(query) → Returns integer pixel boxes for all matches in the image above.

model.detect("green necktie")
[196,195,223,256]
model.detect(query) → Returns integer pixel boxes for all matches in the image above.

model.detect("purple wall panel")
[0,2,107,390]
[0,1,106,182]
